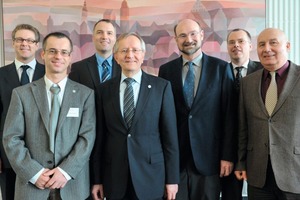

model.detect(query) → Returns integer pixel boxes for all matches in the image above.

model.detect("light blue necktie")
[123,78,135,128]
[101,60,110,82]
[183,62,195,108]
[49,85,61,153]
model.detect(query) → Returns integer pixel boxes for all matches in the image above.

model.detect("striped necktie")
[123,78,135,128]
[101,60,110,82]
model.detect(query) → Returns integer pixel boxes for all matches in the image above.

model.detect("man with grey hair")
[91,32,180,200]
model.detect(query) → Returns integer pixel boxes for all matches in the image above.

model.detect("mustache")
[183,42,196,46]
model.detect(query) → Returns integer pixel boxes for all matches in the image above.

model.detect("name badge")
[67,108,79,117]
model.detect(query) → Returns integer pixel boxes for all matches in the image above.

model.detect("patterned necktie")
[21,65,30,85]
[235,66,243,91]
[123,78,135,128]
[101,60,110,82]
[265,71,277,116]
[49,85,61,153]
[183,62,195,108]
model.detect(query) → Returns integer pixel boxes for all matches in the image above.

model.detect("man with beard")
[159,19,236,200]
[69,19,121,90]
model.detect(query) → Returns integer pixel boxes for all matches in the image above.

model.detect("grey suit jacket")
[236,61,300,193]
[3,78,96,200]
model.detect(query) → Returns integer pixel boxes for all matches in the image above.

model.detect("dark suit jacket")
[3,78,96,200]
[0,62,45,168]
[236,61,300,193]
[159,53,236,176]
[92,71,180,199]
[69,54,121,90]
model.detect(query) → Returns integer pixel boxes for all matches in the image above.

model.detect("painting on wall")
[2,0,265,75]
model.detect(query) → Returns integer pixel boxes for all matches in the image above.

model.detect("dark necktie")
[235,66,244,91]
[49,85,61,153]
[123,78,135,128]
[265,71,277,116]
[21,65,30,85]
[183,62,195,108]
[101,60,110,82]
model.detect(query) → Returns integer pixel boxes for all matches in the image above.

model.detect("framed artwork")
[2,0,265,75]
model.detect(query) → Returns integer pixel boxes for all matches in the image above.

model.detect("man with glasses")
[69,19,121,90]
[159,19,236,200]
[221,28,262,200]
[91,32,179,200]
[0,23,45,200]
[3,32,95,200]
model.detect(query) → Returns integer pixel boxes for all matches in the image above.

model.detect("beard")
[179,42,201,55]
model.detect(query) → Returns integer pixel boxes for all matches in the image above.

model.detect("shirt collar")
[121,70,142,85]
[44,75,68,93]
[232,60,250,70]
[263,61,289,80]
[15,59,37,70]
[95,53,113,67]
[182,52,203,67]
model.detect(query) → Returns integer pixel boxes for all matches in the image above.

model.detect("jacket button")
[128,134,131,138]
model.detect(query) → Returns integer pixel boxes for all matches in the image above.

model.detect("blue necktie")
[123,78,135,128]
[183,62,195,108]
[101,60,110,82]
[21,65,30,85]
[49,85,61,153]
[235,66,244,91]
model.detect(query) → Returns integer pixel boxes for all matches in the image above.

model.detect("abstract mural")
[2,0,265,75]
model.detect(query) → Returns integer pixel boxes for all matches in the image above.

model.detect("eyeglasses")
[13,37,37,44]
[118,49,143,55]
[228,39,250,46]
[176,31,200,40]
[45,48,71,57]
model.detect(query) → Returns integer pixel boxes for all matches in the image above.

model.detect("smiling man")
[159,19,236,200]
[3,32,96,200]
[0,24,45,200]
[91,32,180,200]
[69,19,121,90]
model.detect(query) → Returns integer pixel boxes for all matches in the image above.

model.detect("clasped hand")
[35,168,68,190]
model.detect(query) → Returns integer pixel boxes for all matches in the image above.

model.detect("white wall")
[266,0,300,65]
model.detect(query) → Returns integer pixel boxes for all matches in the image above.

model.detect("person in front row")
[91,32,180,200]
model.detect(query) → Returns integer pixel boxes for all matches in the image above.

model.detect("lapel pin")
[148,85,151,89]
[72,90,76,93]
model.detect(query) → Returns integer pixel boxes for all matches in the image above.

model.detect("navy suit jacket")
[92,71,180,199]
[69,54,121,90]
[159,53,236,175]
[0,62,45,168]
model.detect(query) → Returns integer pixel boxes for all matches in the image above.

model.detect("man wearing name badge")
[91,32,180,200]
[220,28,262,200]
[235,28,300,199]
[0,24,45,200]
[69,19,121,89]
[3,32,95,200]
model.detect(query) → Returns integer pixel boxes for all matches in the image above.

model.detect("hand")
[92,184,104,200]
[234,170,247,181]
[35,168,51,189]
[44,168,68,189]
[165,184,178,200]
[220,160,234,177]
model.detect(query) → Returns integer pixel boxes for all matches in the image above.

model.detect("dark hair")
[93,19,116,32]
[12,24,40,42]
[42,32,73,52]
[227,28,252,42]
[173,19,202,36]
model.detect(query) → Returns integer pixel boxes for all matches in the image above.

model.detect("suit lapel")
[131,72,151,129]
[273,62,300,115]
[5,63,22,88]
[32,62,45,81]
[31,79,50,133]
[87,55,101,87]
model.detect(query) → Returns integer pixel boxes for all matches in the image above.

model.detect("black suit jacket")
[69,54,121,90]
[0,61,45,168]
[159,53,236,176]
[92,72,180,199]
[230,60,263,78]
